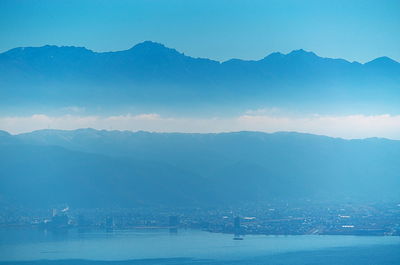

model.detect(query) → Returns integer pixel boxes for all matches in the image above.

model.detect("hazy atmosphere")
[1,0,400,139]
[1,1,399,265]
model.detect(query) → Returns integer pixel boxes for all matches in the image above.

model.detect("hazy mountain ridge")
[1,129,399,207]
[1,41,399,110]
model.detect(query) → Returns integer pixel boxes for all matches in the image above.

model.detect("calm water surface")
[0,228,399,263]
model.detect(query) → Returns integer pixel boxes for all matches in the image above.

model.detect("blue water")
[0,228,399,264]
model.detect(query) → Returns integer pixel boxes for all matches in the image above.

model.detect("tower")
[169,215,179,233]
[233,216,243,240]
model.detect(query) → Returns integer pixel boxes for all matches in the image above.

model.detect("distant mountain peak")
[261,49,319,63]
[262,51,284,60]
[3,45,93,58]
[124,41,184,59]
[130,41,167,50]
[129,41,179,54]
[287,49,318,58]
[365,56,399,67]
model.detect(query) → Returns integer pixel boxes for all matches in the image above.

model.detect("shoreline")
[1,225,398,237]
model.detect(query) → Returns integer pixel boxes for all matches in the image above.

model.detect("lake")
[0,228,399,264]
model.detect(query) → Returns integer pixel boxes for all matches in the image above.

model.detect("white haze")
[1,113,400,140]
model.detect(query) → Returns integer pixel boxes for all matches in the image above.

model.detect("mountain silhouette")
[1,129,399,207]
[1,41,399,112]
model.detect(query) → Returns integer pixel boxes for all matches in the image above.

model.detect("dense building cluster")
[1,201,399,236]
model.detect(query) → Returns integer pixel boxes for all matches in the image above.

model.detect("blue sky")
[1,0,400,138]
[0,0,399,62]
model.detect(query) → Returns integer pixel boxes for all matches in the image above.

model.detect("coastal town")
[1,201,399,237]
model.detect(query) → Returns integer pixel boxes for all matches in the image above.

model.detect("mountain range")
[1,129,399,208]
[1,41,400,113]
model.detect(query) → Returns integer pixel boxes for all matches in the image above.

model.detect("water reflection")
[0,227,399,262]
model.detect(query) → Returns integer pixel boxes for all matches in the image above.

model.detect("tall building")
[233,216,243,240]
[169,216,179,228]
[169,215,179,233]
